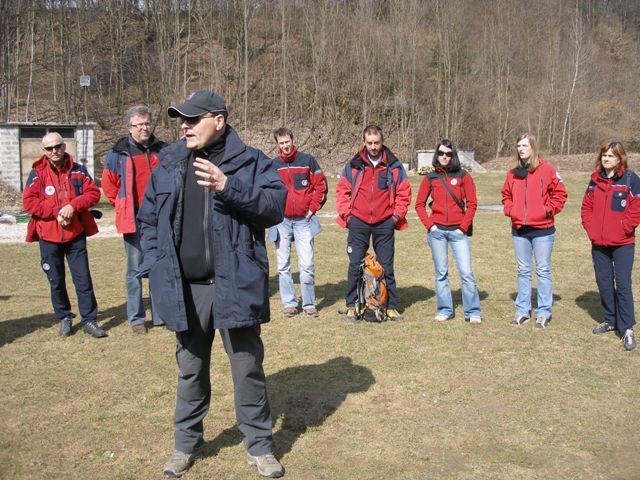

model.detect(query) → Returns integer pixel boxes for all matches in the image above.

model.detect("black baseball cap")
[167,90,228,118]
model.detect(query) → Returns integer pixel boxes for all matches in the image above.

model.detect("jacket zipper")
[203,190,212,274]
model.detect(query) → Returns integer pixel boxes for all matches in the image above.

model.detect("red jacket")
[23,154,100,243]
[336,146,411,230]
[501,158,567,230]
[272,149,327,217]
[415,168,477,233]
[102,136,165,234]
[581,166,640,246]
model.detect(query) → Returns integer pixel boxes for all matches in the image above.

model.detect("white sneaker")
[469,316,482,324]
[434,313,453,322]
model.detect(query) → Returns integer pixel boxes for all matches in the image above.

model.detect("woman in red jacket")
[501,133,567,329]
[581,142,640,351]
[415,140,482,324]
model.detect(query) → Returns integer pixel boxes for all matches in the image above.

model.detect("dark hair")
[432,139,461,172]
[594,141,628,171]
[274,127,294,142]
[362,124,384,141]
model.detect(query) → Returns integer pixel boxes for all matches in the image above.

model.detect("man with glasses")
[336,125,412,323]
[23,132,106,338]
[137,91,286,478]
[103,105,166,334]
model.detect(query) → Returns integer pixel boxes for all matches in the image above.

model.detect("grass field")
[1,173,639,480]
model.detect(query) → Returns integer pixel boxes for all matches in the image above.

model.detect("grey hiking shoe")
[59,317,72,337]
[623,329,636,351]
[82,321,107,338]
[535,316,550,329]
[511,315,530,326]
[593,322,615,334]
[163,450,197,477]
[247,452,284,478]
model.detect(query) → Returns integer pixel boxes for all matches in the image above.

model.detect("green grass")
[1,173,639,479]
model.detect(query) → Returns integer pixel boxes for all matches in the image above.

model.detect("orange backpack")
[355,252,388,322]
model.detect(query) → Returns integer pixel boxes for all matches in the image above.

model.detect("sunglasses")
[438,150,453,157]
[44,143,64,152]
[180,111,225,125]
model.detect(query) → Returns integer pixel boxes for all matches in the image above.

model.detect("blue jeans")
[124,232,160,325]
[275,217,316,309]
[427,228,481,318]
[512,233,555,319]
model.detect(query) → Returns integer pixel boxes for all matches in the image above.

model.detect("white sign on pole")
[80,75,91,87]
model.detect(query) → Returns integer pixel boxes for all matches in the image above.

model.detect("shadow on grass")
[200,356,375,460]
[0,301,128,347]
[575,291,602,323]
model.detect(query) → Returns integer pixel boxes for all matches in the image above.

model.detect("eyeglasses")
[438,150,453,157]
[130,122,152,129]
[44,143,64,152]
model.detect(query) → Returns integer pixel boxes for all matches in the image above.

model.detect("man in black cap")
[137,90,287,478]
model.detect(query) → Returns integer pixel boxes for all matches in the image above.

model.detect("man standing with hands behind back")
[102,105,166,333]
[137,91,286,478]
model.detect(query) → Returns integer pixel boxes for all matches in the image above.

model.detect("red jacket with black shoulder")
[336,146,411,230]
[272,150,327,217]
[581,166,640,246]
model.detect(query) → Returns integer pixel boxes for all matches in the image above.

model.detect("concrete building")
[0,122,95,191]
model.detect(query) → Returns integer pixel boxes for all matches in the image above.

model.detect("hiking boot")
[59,317,72,337]
[434,313,453,322]
[535,316,550,329]
[82,321,108,338]
[387,309,403,321]
[283,306,298,318]
[303,307,319,318]
[247,452,284,478]
[163,450,197,477]
[343,308,360,324]
[593,322,615,334]
[131,323,148,334]
[511,315,530,326]
[623,329,636,351]
[468,316,482,325]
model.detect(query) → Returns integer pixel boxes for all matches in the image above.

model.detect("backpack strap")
[436,175,465,212]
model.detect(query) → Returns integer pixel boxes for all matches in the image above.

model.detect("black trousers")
[173,282,274,455]
[592,243,636,333]
[345,216,398,308]
[38,234,98,323]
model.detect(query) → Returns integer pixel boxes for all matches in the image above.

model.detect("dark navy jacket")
[137,126,286,332]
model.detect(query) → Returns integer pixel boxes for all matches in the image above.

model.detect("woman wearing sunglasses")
[501,133,567,329]
[415,139,482,324]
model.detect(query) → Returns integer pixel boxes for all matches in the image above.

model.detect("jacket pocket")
[611,191,628,212]
[294,173,309,190]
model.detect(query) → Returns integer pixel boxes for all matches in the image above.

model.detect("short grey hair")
[125,105,153,124]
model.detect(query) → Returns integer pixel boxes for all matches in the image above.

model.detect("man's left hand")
[58,204,75,221]
[194,157,227,193]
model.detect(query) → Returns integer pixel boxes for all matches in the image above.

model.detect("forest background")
[1,0,639,175]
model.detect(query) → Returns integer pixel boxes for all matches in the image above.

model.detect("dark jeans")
[345,216,398,308]
[592,243,636,333]
[39,234,98,324]
[173,282,274,455]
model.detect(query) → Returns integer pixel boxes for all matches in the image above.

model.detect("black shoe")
[82,321,108,338]
[593,322,615,334]
[59,317,72,337]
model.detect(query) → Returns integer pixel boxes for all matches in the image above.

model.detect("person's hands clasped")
[57,204,75,226]
[194,157,227,193]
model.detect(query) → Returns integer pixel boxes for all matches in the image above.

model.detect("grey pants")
[173,282,274,455]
